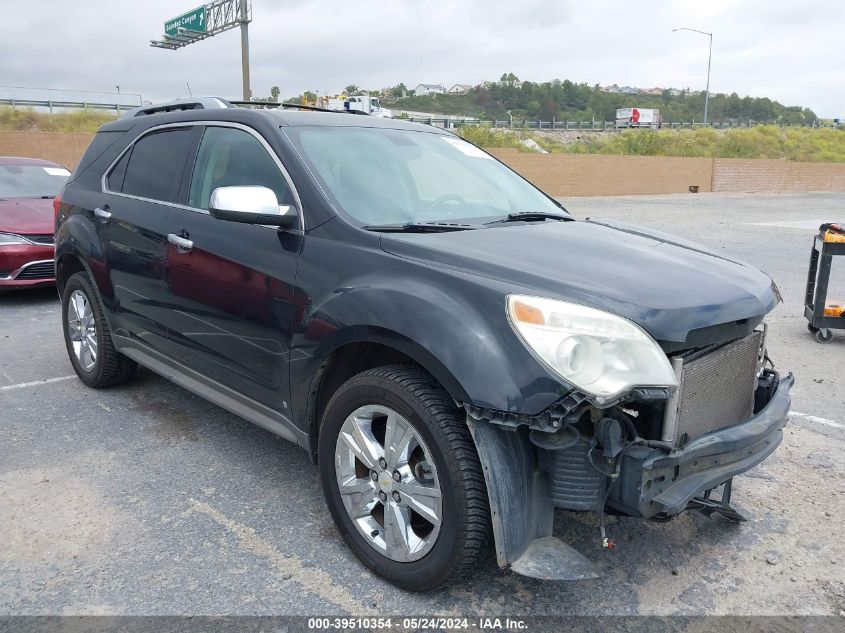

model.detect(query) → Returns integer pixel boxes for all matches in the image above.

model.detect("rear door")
[99,126,195,351]
[158,123,303,411]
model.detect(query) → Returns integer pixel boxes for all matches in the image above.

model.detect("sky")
[1,0,844,116]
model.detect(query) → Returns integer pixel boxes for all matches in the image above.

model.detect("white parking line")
[790,410,845,430]
[747,219,828,230]
[0,375,76,392]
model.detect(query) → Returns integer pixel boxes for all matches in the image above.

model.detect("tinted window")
[121,128,192,203]
[107,150,130,192]
[188,126,292,210]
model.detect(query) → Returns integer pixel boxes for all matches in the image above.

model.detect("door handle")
[167,233,193,252]
[94,206,111,222]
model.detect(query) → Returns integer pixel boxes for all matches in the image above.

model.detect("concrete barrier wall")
[487,148,713,196]
[711,158,845,193]
[5,131,845,196]
[0,132,93,170]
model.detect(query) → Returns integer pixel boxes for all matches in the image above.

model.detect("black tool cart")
[804,222,845,344]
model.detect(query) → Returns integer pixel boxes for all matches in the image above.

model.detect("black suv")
[54,99,793,590]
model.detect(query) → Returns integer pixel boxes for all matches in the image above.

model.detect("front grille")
[671,331,762,445]
[24,234,55,245]
[14,261,55,280]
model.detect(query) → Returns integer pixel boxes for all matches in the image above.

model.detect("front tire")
[62,272,137,388]
[318,365,491,591]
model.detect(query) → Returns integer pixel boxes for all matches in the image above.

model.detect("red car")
[0,156,70,290]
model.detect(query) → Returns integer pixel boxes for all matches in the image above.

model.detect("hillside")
[457,126,845,162]
[0,107,117,133]
[382,79,818,125]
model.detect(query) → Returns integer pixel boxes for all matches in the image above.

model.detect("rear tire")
[318,365,491,591]
[62,272,137,388]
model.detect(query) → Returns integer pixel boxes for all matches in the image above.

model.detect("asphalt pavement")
[1,192,844,616]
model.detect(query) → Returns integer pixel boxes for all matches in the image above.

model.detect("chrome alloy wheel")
[67,290,97,372]
[334,404,442,562]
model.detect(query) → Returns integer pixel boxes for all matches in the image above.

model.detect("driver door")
[158,124,303,412]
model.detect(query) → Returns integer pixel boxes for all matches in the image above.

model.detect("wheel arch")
[303,329,471,462]
[55,251,86,297]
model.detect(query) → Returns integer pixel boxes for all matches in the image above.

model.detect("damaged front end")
[465,326,793,581]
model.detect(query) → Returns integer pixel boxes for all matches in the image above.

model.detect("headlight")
[507,294,678,403]
[0,233,28,246]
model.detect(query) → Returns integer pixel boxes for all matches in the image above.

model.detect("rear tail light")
[53,191,63,231]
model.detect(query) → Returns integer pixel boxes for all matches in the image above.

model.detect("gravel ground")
[1,192,844,617]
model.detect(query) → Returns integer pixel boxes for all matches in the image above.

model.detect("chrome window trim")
[1,259,55,280]
[100,120,305,231]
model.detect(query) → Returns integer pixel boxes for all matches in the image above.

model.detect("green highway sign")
[165,6,207,36]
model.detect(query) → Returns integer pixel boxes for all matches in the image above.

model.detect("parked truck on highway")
[322,94,392,118]
[616,107,662,129]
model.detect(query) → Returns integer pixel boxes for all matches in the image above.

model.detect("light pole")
[673,27,712,126]
[239,0,251,100]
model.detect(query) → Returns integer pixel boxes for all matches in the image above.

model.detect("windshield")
[0,164,70,198]
[287,127,566,226]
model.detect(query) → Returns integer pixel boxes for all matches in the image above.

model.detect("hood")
[0,198,54,235]
[380,218,779,348]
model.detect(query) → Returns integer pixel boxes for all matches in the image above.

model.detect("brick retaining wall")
[0,132,93,170]
[4,131,845,196]
[711,158,845,193]
[487,149,713,196]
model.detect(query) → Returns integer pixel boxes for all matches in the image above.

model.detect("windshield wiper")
[485,211,571,225]
[362,221,478,233]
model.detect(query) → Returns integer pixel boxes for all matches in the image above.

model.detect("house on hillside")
[448,83,473,94]
[617,86,638,94]
[639,87,664,95]
[414,83,445,97]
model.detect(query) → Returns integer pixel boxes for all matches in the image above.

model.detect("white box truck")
[323,95,392,118]
[616,108,662,129]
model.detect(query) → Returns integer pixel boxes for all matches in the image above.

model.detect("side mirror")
[208,186,297,228]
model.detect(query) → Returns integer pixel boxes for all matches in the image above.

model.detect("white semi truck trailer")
[616,107,663,129]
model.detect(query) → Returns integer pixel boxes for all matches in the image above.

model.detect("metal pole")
[704,32,712,125]
[673,28,713,126]
[240,1,251,100]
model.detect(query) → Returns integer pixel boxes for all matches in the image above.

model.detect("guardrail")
[404,117,844,131]
[0,98,139,114]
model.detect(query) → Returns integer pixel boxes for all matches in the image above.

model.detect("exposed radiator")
[669,330,763,446]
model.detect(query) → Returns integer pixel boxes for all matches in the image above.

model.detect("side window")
[188,126,293,210]
[107,149,130,192]
[120,128,192,203]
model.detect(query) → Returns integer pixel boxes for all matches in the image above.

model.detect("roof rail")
[229,100,370,115]
[121,97,373,119]
[121,97,234,118]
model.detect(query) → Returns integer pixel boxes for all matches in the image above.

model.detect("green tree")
[389,83,408,99]
[270,86,280,102]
